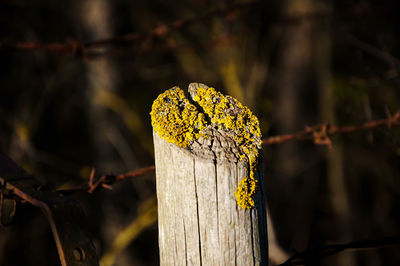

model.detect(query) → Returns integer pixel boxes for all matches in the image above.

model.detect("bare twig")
[43,166,156,194]
[86,165,156,193]
[54,166,155,194]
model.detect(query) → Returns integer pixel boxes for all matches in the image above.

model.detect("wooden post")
[151,83,268,265]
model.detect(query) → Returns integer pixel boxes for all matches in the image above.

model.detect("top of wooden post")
[150,83,262,209]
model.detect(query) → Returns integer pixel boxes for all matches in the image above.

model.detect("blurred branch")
[343,32,400,68]
[100,196,158,266]
[0,0,260,59]
[278,235,400,266]
[1,2,393,62]
[94,89,153,153]
[3,3,374,59]
[264,111,400,147]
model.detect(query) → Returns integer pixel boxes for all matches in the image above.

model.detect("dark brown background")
[0,0,400,265]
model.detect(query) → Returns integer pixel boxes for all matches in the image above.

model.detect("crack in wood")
[193,159,202,266]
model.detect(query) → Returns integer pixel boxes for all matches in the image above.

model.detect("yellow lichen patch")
[150,87,206,148]
[234,172,257,209]
[193,87,262,210]
[151,85,262,210]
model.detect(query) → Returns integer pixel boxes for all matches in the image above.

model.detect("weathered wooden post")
[151,83,268,265]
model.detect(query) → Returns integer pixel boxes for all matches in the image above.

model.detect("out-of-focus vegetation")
[1,0,400,265]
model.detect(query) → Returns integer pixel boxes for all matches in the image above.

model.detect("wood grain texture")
[154,131,268,265]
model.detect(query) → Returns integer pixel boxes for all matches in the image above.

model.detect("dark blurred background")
[1,0,400,265]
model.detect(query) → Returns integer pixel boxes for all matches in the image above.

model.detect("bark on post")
[151,83,268,265]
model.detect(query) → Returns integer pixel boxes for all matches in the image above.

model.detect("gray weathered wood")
[153,85,268,265]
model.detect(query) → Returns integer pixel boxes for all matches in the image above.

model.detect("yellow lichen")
[150,87,207,148]
[192,87,262,210]
[151,85,262,210]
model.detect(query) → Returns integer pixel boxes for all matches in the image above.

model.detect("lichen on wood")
[150,83,262,209]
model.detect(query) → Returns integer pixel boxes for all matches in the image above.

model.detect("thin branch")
[87,165,156,193]
[58,165,156,194]
[279,235,400,266]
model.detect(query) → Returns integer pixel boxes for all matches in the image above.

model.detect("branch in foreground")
[279,235,400,266]
[264,111,400,147]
